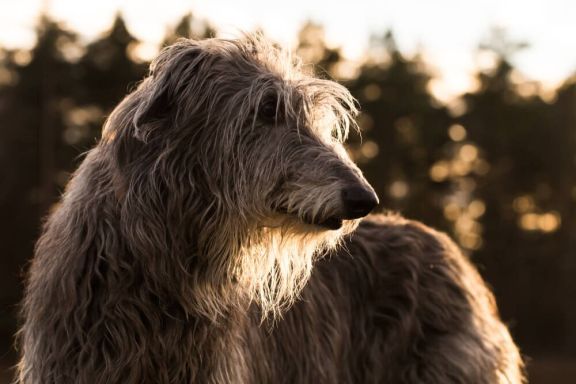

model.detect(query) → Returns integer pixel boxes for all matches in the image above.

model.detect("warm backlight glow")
[0,0,575,101]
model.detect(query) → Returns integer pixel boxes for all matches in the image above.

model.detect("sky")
[0,0,575,101]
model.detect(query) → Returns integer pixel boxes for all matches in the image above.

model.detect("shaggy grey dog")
[17,35,524,383]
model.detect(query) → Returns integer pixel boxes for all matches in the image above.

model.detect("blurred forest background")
[1,12,575,383]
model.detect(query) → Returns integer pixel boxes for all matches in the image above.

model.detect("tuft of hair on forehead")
[225,33,360,142]
[237,33,306,79]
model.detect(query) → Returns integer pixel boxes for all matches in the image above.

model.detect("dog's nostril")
[341,186,379,219]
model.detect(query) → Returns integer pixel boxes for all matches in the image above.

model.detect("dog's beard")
[234,217,359,319]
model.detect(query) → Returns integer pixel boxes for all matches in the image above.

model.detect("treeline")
[1,13,575,359]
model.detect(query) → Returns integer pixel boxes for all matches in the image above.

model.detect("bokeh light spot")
[539,212,561,233]
[448,124,467,141]
[459,144,478,162]
[468,199,486,218]
[519,213,539,231]
[363,83,381,101]
[430,161,449,182]
[443,202,461,221]
[389,180,409,199]
[360,141,379,159]
[513,195,535,213]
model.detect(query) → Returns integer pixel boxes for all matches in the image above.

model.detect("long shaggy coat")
[17,35,524,383]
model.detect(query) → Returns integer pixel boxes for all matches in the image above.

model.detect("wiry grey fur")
[17,35,524,383]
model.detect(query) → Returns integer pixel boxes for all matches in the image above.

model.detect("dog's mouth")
[275,207,343,230]
[302,215,343,230]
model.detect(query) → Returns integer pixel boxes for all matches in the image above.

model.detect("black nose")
[341,186,379,219]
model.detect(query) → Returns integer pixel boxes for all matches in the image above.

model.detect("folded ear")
[133,41,202,142]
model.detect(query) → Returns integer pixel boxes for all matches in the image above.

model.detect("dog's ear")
[133,41,202,142]
[133,80,171,139]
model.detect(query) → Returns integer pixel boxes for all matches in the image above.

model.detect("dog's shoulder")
[336,212,495,327]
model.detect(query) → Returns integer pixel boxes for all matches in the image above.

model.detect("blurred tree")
[76,13,147,138]
[459,29,576,355]
[162,13,216,47]
[164,13,194,43]
[545,77,576,354]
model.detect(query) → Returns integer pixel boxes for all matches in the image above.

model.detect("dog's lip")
[314,217,343,230]
[275,207,343,230]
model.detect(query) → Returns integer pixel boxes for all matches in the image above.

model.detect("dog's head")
[103,35,378,315]
[111,35,377,231]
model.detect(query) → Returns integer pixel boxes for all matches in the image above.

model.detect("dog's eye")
[258,96,279,123]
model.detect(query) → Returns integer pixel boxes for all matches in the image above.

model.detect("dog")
[17,35,524,383]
